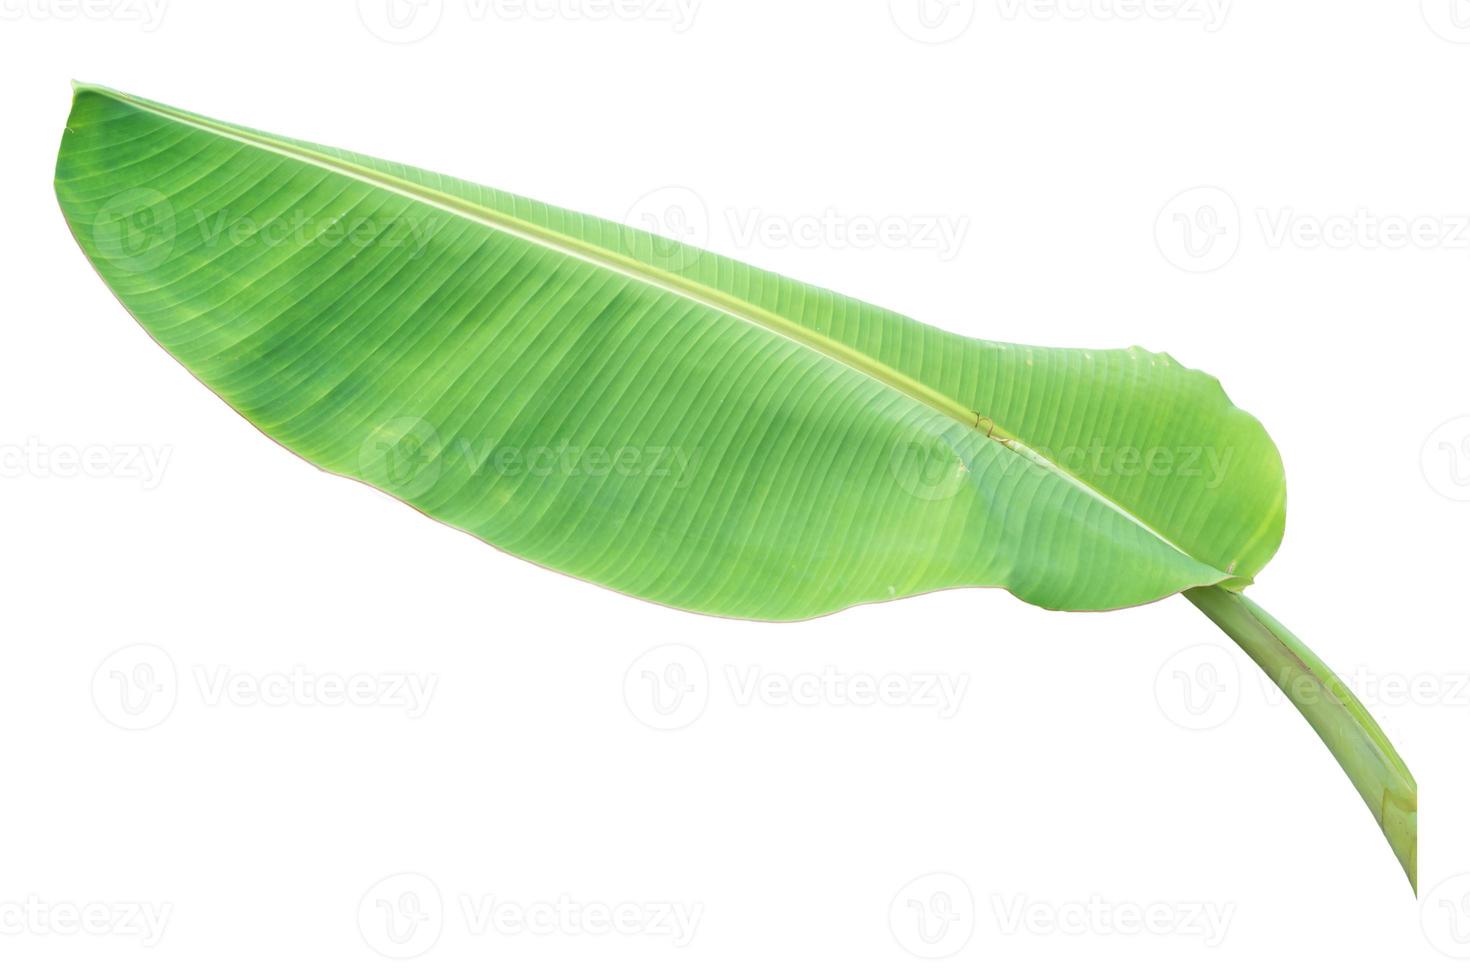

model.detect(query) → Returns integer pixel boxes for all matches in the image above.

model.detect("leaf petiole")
[1185,585,1417,892]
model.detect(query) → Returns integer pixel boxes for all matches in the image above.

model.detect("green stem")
[1184,585,1417,893]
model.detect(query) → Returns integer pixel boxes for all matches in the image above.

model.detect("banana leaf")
[54,84,1416,891]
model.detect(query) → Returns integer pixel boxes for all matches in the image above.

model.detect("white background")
[2,0,1468,975]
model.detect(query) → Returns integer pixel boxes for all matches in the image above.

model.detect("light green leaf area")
[55,85,1285,620]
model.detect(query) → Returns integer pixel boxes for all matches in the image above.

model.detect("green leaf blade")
[55,85,1286,619]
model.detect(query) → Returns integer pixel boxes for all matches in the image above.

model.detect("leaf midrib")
[73,83,1214,574]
